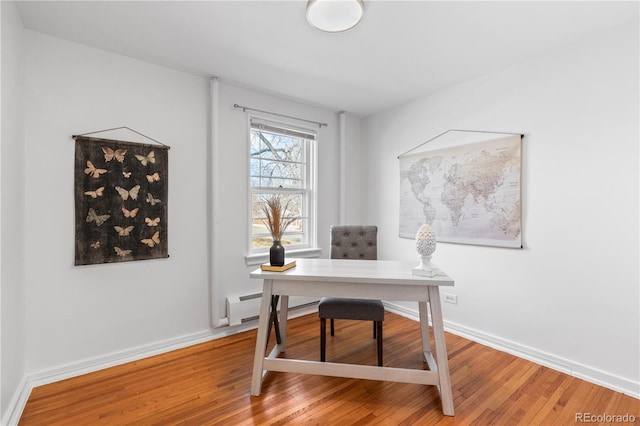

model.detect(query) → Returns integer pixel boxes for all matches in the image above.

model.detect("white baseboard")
[383,301,640,399]
[28,330,218,389]
[2,304,320,426]
[5,302,636,425]
[2,376,29,426]
[2,323,254,426]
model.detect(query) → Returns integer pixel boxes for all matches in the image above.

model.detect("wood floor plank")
[19,312,639,425]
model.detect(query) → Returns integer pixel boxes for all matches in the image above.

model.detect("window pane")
[251,192,305,248]
[260,159,303,179]
[251,193,303,219]
[251,224,306,248]
[250,134,262,157]
[252,233,304,248]
[251,131,303,163]
[250,159,303,188]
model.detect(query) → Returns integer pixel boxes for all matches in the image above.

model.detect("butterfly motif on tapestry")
[86,208,110,226]
[114,225,135,236]
[146,193,161,206]
[135,151,155,166]
[115,185,141,201]
[122,207,139,218]
[84,187,105,198]
[145,217,160,227]
[146,173,160,183]
[141,231,160,248]
[84,161,107,178]
[114,247,132,257]
[102,147,127,163]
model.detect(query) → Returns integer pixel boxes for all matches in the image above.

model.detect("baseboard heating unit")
[226,293,318,326]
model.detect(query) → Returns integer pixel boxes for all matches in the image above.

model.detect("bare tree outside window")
[249,121,315,250]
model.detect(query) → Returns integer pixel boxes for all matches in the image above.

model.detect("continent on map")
[441,147,519,232]
[400,156,443,225]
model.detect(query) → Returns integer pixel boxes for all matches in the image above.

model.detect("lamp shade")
[306,0,364,33]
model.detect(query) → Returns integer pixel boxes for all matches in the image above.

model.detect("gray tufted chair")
[318,225,384,366]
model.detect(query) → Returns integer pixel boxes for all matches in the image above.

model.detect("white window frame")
[245,115,320,265]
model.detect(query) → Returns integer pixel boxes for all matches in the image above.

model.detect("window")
[249,118,316,254]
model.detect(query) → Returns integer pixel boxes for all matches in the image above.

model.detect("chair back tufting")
[330,225,378,260]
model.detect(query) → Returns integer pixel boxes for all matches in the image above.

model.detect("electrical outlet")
[443,293,457,305]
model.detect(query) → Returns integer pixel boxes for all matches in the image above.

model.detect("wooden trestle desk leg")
[250,279,274,396]
[278,294,289,346]
[418,301,434,369]
[427,286,455,416]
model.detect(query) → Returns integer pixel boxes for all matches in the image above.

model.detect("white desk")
[250,258,455,416]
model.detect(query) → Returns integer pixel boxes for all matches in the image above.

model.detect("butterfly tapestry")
[74,135,169,265]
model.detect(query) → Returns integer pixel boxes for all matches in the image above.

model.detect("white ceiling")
[15,1,639,117]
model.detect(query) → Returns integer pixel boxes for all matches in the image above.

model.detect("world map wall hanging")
[74,133,169,265]
[398,130,523,248]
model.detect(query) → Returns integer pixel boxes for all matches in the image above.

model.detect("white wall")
[361,18,639,395]
[343,113,363,224]
[19,28,345,378]
[1,1,27,422]
[22,31,212,374]
[212,82,341,321]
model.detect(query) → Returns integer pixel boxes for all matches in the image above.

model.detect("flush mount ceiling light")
[306,0,364,33]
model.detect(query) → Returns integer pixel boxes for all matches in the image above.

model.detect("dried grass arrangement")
[261,195,295,241]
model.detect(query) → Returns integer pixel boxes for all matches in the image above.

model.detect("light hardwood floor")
[20,312,639,425]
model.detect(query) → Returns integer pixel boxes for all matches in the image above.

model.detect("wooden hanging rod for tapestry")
[233,104,328,128]
[397,129,523,159]
[72,126,171,149]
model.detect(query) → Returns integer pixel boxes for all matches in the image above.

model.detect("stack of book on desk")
[260,260,296,272]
